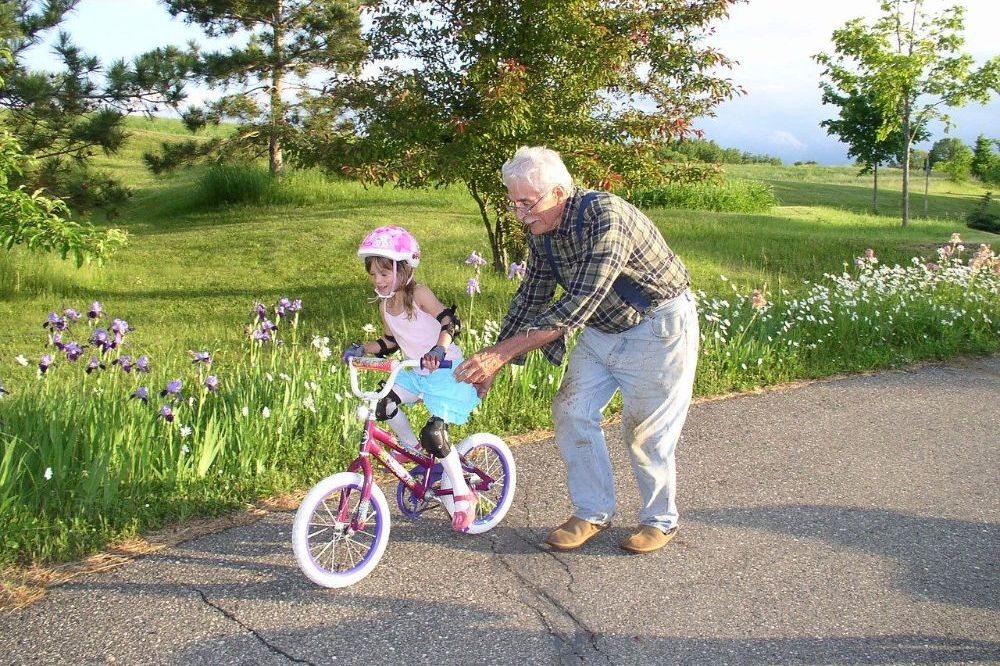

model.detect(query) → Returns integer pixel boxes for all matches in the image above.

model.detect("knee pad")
[375,389,401,421]
[419,417,451,458]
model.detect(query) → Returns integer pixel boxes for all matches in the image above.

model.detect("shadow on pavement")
[687,504,999,611]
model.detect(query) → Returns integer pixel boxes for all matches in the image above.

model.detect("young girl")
[342,225,482,531]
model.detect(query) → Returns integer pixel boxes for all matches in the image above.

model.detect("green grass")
[1,117,998,567]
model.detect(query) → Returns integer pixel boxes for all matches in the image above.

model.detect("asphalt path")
[3,356,999,665]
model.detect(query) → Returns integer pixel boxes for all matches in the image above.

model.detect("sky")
[19,0,1000,166]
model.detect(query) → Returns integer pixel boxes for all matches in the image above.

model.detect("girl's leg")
[385,386,420,448]
[419,416,475,529]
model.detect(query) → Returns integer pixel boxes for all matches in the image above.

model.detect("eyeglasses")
[506,188,552,215]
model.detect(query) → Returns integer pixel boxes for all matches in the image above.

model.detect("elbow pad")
[436,306,461,337]
[374,335,399,358]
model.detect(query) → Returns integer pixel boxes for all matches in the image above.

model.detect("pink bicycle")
[292,357,516,588]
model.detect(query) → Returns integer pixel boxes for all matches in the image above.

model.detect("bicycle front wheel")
[292,472,391,588]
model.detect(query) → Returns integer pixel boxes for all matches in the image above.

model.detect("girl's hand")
[342,342,365,364]
[422,345,446,371]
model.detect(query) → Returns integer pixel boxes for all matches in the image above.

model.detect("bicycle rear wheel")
[292,472,391,588]
[440,434,516,535]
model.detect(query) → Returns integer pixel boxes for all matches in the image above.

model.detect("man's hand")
[454,349,507,386]
[472,374,496,399]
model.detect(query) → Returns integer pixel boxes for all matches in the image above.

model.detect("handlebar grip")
[419,359,452,369]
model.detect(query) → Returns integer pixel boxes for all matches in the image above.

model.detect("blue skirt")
[395,363,481,425]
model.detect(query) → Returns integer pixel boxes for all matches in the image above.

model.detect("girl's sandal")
[451,491,478,532]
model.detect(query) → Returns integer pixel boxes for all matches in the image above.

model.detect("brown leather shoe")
[545,516,610,551]
[620,525,678,553]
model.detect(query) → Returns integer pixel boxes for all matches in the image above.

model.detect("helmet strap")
[371,261,413,301]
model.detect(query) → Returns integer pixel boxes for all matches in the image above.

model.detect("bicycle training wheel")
[440,433,516,535]
[292,472,391,588]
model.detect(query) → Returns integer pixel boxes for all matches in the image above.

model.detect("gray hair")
[501,146,574,193]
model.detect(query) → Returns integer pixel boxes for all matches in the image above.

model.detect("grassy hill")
[2,116,997,384]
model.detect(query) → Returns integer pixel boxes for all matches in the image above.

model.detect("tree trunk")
[269,1,285,176]
[467,181,508,274]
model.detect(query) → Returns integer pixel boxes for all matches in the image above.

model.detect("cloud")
[769,130,807,151]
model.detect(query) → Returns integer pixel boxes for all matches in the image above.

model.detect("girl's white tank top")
[381,301,461,364]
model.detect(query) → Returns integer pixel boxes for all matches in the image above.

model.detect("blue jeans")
[552,291,699,532]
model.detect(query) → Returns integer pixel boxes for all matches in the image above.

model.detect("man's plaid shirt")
[498,187,690,365]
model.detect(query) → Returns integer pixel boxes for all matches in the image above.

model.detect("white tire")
[292,472,391,588]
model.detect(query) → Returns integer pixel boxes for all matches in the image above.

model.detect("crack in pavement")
[191,587,315,665]
[490,528,615,665]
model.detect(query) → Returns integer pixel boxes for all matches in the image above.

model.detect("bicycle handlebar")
[347,357,453,402]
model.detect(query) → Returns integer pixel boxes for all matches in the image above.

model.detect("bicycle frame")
[338,357,499,531]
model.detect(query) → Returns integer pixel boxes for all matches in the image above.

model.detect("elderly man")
[455,146,699,553]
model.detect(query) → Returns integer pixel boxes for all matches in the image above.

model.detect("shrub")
[966,192,1000,234]
[623,179,777,214]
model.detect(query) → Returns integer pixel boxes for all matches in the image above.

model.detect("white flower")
[303,396,316,412]
[44,467,53,480]
[262,406,271,418]
[311,335,330,349]
[279,373,291,382]
[180,426,192,437]
[266,373,274,382]
[181,444,190,455]
[15,354,29,367]
[241,406,249,417]
[318,347,332,360]
[362,323,377,335]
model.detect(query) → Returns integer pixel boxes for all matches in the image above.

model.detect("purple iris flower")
[466,277,481,296]
[131,386,149,403]
[136,356,151,373]
[88,301,103,320]
[160,379,182,398]
[113,355,134,373]
[465,251,488,267]
[63,342,84,361]
[85,356,105,374]
[110,319,130,335]
[159,405,174,422]
[50,332,66,350]
[204,375,219,392]
[253,327,272,342]
[191,351,212,365]
[63,308,81,321]
[38,354,54,374]
[252,302,267,322]
[507,261,526,280]
[275,298,291,317]
[289,299,302,312]
[92,329,114,353]
[43,312,67,331]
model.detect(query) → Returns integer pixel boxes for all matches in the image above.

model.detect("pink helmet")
[357,225,421,268]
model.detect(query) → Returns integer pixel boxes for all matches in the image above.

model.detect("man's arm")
[455,327,564,394]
